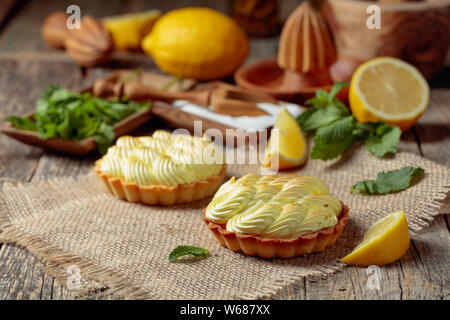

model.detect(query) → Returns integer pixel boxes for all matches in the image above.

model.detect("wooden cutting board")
[1,66,269,154]
[149,80,270,144]
[96,71,268,140]
[103,72,247,139]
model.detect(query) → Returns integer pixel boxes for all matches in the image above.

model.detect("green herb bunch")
[5,85,150,154]
[297,82,402,160]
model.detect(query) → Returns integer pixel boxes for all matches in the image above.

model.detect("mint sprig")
[5,85,150,154]
[169,245,210,262]
[311,115,356,160]
[352,166,425,195]
[298,82,402,160]
[365,123,402,157]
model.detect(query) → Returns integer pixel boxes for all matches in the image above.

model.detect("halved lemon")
[349,57,429,131]
[341,210,410,266]
[103,10,161,51]
[263,107,308,170]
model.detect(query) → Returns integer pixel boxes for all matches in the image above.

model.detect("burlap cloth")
[0,147,449,299]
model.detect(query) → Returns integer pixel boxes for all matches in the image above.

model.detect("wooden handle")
[209,87,276,116]
[92,80,211,106]
[93,79,123,98]
[123,82,211,105]
[211,99,270,117]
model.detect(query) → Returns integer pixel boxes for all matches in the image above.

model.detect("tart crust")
[202,203,349,258]
[94,159,227,205]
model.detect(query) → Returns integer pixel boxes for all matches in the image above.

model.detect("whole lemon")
[142,7,249,80]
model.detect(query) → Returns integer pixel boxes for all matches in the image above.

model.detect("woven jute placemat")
[0,147,449,299]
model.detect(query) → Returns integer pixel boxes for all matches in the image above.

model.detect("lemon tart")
[95,131,226,205]
[203,174,349,258]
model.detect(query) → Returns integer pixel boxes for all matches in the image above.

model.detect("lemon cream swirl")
[206,174,342,240]
[99,131,223,187]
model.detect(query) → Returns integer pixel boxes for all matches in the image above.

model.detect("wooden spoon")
[93,78,277,116]
[210,87,277,116]
[93,79,211,106]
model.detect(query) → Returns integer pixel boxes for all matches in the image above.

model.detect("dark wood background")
[0,0,448,300]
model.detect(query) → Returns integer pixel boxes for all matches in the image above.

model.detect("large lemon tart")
[94,130,226,205]
[203,174,349,258]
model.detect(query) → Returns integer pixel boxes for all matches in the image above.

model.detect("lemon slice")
[341,210,410,266]
[349,57,429,131]
[264,107,308,170]
[103,10,161,51]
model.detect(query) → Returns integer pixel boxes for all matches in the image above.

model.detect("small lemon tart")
[203,174,349,258]
[94,131,226,205]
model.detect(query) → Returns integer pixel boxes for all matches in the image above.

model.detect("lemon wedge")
[349,57,429,131]
[264,107,308,170]
[341,210,410,266]
[103,10,161,51]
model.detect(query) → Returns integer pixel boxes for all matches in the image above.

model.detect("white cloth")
[172,100,305,130]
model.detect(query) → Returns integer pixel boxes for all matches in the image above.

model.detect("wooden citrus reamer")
[277,1,336,90]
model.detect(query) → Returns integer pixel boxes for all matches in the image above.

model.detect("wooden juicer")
[278,1,335,90]
[235,1,339,102]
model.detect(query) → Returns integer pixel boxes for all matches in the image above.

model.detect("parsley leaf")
[352,166,425,195]
[169,245,210,262]
[311,115,356,160]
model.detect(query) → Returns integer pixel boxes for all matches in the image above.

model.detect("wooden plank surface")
[0,0,20,29]
[0,0,448,300]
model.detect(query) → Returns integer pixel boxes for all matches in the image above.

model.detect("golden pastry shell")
[94,159,227,205]
[203,202,349,258]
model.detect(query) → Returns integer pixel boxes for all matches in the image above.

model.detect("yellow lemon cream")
[206,174,342,240]
[99,131,223,187]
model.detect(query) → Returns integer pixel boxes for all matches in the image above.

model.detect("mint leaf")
[304,90,330,108]
[298,82,349,134]
[298,104,349,133]
[94,123,115,155]
[297,82,402,161]
[169,245,210,262]
[4,116,37,131]
[311,115,356,160]
[352,166,425,195]
[365,124,401,157]
[305,82,348,107]
[5,85,150,154]
[328,81,348,100]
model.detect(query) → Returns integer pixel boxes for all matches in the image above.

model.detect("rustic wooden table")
[0,0,448,300]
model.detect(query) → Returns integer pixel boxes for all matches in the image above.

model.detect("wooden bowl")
[1,106,153,156]
[325,0,450,81]
[0,70,199,155]
[234,58,347,103]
